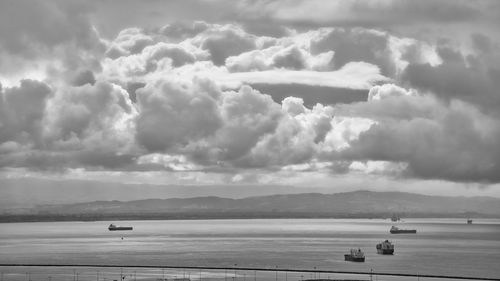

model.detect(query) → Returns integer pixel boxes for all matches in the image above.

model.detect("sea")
[0,219,499,281]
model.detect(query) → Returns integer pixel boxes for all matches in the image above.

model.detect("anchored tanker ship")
[390,226,416,234]
[108,224,133,231]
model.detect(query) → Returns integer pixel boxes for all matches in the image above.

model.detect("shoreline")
[1,212,498,223]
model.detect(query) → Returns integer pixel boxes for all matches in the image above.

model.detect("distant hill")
[0,177,308,209]
[7,191,499,220]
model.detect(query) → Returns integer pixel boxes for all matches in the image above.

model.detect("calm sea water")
[0,219,499,280]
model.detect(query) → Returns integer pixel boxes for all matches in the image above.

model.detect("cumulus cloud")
[0,79,137,170]
[192,24,257,65]
[402,40,500,110]
[44,81,135,147]
[2,1,500,189]
[0,80,52,146]
[368,83,416,101]
[0,0,105,85]
[336,85,500,182]
[105,28,155,59]
[135,77,222,152]
[226,45,334,72]
[134,79,284,168]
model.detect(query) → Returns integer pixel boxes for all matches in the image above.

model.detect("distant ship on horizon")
[108,224,133,231]
[467,219,473,224]
[390,214,400,222]
[390,225,416,234]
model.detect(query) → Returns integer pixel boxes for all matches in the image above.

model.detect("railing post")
[234,264,237,281]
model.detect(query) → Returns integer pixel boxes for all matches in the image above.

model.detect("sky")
[1,0,500,203]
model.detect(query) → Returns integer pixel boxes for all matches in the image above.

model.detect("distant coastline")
[1,211,497,223]
[2,190,500,223]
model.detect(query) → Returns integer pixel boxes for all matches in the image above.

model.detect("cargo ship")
[390,226,416,234]
[108,224,133,231]
[344,248,365,262]
[376,240,394,255]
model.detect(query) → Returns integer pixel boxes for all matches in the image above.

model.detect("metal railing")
[0,264,498,281]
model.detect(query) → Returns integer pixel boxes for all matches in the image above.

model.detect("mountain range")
[6,191,499,220]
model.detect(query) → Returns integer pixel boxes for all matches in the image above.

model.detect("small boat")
[467,219,473,224]
[376,240,394,255]
[108,224,133,231]
[344,248,365,262]
[390,226,416,234]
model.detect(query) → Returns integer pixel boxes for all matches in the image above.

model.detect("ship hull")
[344,255,365,262]
[390,229,416,234]
[108,227,133,231]
[377,248,394,255]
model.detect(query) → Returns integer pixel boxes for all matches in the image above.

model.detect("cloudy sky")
[1,0,500,203]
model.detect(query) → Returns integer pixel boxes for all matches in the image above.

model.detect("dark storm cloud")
[310,28,396,76]
[402,36,500,111]
[70,70,96,86]
[0,80,51,146]
[0,0,97,55]
[334,85,500,183]
[0,0,105,85]
[239,0,491,28]
[343,114,500,183]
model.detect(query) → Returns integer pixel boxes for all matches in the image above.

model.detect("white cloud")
[135,77,223,152]
[368,83,416,101]
[105,28,155,59]
[212,61,388,89]
[1,7,500,189]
